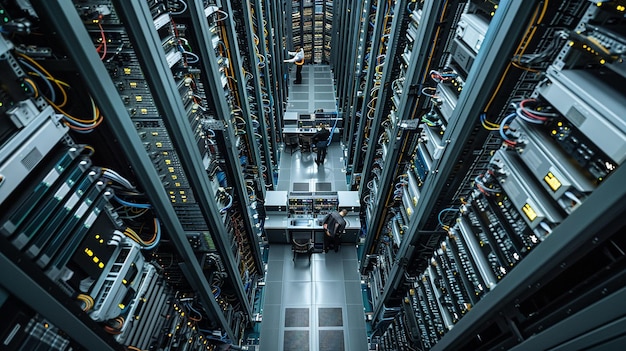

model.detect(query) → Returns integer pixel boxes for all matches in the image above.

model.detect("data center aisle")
[258,65,368,351]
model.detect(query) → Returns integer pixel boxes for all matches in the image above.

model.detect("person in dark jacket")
[322,209,348,252]
[311,125,331,165]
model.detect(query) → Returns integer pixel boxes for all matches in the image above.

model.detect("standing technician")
[311,124,330,165]
[322,209,348,253]
[284,47,305,84]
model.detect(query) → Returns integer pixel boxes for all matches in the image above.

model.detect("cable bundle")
[17,53,104,132]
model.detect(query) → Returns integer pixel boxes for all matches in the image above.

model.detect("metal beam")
[188,0,264,292]
[112,0,253,326]
[233,0,276,191]
[367,0,447,313]
[355,0,420,272]
[344,0,372,155]
[510,287,626,351]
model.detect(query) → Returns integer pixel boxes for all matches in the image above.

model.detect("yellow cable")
[18,53,69,107]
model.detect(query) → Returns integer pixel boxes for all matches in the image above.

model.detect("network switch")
[455,13,489,53]
[490,149,564,230]
[449,38,475,75]
[1,145,85,236]
[421,124,445,159]
[512,118,595,210]
[89,237,145,322]
[0,108,68,204]
[12,163,96,250]
[535,66,626,164]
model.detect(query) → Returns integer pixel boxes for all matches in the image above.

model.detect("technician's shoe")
[324,249,328,253]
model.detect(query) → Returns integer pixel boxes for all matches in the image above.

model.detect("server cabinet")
[0,0,267,349]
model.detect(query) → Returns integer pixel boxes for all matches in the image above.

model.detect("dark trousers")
[316,146,327,163]
[295,64,303,83]
[324,232,341,252]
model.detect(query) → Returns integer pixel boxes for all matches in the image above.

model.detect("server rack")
[0,0,270,349]
[289,0,333,64]
[339,0,626,349]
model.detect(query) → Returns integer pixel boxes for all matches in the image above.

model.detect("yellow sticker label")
[522,203,538,221]
[544,172,562,191]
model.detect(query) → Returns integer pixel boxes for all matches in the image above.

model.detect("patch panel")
[541,116,618,184]
[471,195,523,268]
[429,253,465,324]
[483,191,540,252]
[458,213,506,282]
[444,235,487,300]
[436,244,474,311]
[172,204,209,231]
[426,265,456,329]
[419,273,447,337]
[408,288,433,349]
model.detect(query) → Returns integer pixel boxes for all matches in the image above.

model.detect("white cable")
[564,191,583,205]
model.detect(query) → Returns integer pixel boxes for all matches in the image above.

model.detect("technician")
[322,209,348,253]
[284,47,305,84]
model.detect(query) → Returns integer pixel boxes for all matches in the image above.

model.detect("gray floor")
[285,65,337,113]
[278,65,347,192]
[259,245,368,351]
[258,65,368,351]
[276,143,348,192]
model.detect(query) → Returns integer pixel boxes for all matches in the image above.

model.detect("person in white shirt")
[284,47,305,84]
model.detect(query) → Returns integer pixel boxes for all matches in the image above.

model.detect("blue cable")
[437,208,458,228]
[499,113,517,142]
[113,194,152,209]
[327,113,340,146]
[184,302,203,317]
[220,194,233,213]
